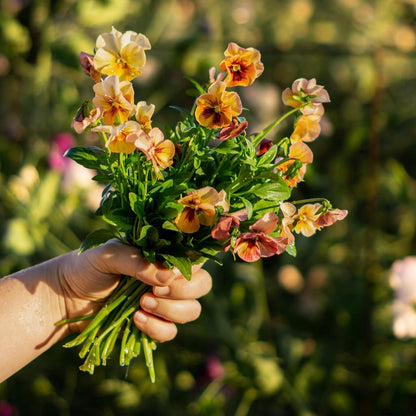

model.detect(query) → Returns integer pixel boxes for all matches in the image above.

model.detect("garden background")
[1,0,416,415]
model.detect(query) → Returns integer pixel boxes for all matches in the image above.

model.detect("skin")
[0,239,212,383]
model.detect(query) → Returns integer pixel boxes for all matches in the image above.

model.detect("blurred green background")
[1,0,416,415]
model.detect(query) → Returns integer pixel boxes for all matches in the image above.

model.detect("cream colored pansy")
[94,27,151,82]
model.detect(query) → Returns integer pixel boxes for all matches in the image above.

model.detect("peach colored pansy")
[93,27,151,82]
[175,186,226,234]
[220,42,264,87]
[195,81,242,129]
[277,141,313,187]
[294,203,321,237]
[72,106,102,134]
[92,75,134,126]
[290,108,323,143]
[279,202,297,244]
[282,78,330,109]
[211,209,248,241]
[234,212,288,262]
[92,120,141,154]
[315,208,348,229]
[135,101,155,133]
[133,127,175,172]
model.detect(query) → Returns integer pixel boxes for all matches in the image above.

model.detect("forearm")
[0,256,69,382]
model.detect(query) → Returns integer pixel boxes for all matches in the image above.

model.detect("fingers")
[153,268,212,299]
[140,293,202,324]
[133,311,177,343]
[93,239,181,286]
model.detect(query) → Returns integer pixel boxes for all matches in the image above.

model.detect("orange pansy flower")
[290,106,324,143]
[195,81,242,129]
[277,142,313,187]
[220,42,264,87]
[175,187,225,234]
[92,75,134,126]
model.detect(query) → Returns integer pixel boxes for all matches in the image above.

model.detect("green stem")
[252,104,307,147]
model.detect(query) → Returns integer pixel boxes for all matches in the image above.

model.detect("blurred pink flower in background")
[48,132,75,172]
[390,256,416,339]
[48,132,104,210]
[205,354,225,381]
[0,401,18,416]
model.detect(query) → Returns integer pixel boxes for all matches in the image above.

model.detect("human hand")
[59,239,212,342]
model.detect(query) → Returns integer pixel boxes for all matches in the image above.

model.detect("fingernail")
[154,286,170,296]
[135,310,147,323]
[142,295,158,310]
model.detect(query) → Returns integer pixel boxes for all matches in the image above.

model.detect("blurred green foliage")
[1,0,416,415]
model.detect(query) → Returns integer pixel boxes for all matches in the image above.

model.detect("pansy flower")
[315,208,348,229]
[79,52,101,83]
[233,212,288,262]
[93,27,151,82]
[175,187,226,234]
[211,209,248,241]
[92,121,141,154]
[220,42,264,87]
[133,127,175,172]
[71,106,102,134]
[293,203,321,237]
[277,141,313,187]
[279,202,297,244]
[195,81,242,129]
[135,101,155,133]
[282,78,330,109]
[92,75,134,126]
[218,119,248,141]
[290,105,324,143]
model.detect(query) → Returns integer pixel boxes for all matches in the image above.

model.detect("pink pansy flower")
[71,106,102,134]
[233,212,288,262]
[315,208,348,229]
[211,209,248,241]
[133,127,175,172]
[79,51,101,83]
[218,119,248,141]
[282,78,330,109]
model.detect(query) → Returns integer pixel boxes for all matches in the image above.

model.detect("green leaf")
[79,229,117,253]
[250,179,291,202]
[238,196,253,219]
[160,254,192,280]
[184,76,206,95]
[159,201,184,218]
[257,145,278,166]
[213,139,239,155]
[129,193,145,219]
[162,220,180,231]
[65,147,105,170]
[285,243,297,257]
[136,225,159,246]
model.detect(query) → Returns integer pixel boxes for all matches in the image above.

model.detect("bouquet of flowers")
[62,27,347,382]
